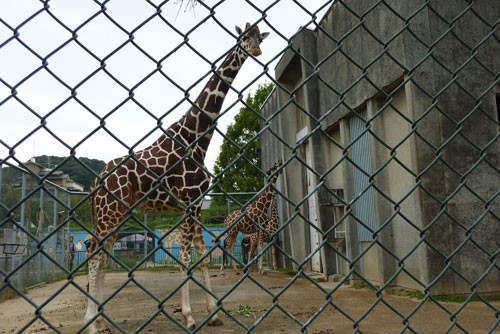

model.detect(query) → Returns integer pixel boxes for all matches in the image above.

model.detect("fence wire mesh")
[0,0,499,333]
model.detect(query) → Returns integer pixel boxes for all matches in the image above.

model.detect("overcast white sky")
[0,0,330,173]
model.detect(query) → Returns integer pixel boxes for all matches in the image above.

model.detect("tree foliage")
[211,82,274,208]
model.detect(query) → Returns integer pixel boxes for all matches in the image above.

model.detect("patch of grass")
[353,281,379,291]
[355,283,426,300]
[276,267,297,276]
[433,294,500,303]
[235,304,254,318]
[367,286,499,303]
[386,287,426,299]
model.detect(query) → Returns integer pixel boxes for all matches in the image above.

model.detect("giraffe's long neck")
[194,47,247,121]
[157,47,248,161]
[252,185,276,213]
[269,194,278,220]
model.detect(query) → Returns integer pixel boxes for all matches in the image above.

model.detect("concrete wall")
[261,0,500,294]
[371,87,423,289]
[260,86,311,270]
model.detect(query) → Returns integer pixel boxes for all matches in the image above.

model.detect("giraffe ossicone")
[84,22,269,333]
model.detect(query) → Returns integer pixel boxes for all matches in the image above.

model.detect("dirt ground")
[0,269,498,334]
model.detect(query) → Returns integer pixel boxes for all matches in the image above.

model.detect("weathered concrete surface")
[261,0,499,294]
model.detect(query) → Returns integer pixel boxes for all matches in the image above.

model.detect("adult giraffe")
[84,23,269,333]
[220,160,282,275]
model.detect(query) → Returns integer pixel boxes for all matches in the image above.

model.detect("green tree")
[211,82,274,209]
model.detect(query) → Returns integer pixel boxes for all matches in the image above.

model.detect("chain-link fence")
[0,161,79,290]
[1,0,499,333]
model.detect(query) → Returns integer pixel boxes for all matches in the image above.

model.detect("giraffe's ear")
[261,32,270,40]
[235,25,243,36]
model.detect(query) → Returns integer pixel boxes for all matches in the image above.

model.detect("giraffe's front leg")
[85,252,108,333]
[219,244,226,275]
[249,236,257,265]
[257,234,265,275]
[271,242,278,270]
[248,235,259,273]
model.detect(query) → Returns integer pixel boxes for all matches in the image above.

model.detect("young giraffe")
[220,160,282,275]
[249,192,279,272]
[84,23,269,333]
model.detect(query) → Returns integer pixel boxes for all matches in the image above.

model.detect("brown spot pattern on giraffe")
[221,160,283,273]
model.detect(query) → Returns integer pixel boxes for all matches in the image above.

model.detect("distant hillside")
[32,155,106,191]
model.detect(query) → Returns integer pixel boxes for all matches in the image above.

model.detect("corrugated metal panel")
[349,112,376,242]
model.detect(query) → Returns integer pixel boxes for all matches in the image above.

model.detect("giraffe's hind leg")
[85,252,105,333]
[179,219,198,330]
[193,224,223,326]
[220,232,237,275]
[230,235,240,274]
[222,233,239,275]
[272,243,278,270]
[248,234,258,272]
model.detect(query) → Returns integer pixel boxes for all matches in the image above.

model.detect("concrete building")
[261,0,499,294]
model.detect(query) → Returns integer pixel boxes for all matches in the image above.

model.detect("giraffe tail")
[85,193,97,256]
[89,194,96,230]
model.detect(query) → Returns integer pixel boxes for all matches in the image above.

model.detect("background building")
[261,0,499,294]
[24,158,84,192]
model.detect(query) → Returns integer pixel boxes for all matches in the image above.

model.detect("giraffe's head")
[235,22,270,57]
[266,160,283,183]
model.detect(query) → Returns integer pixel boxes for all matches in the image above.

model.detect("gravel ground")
[0,269,498,333]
